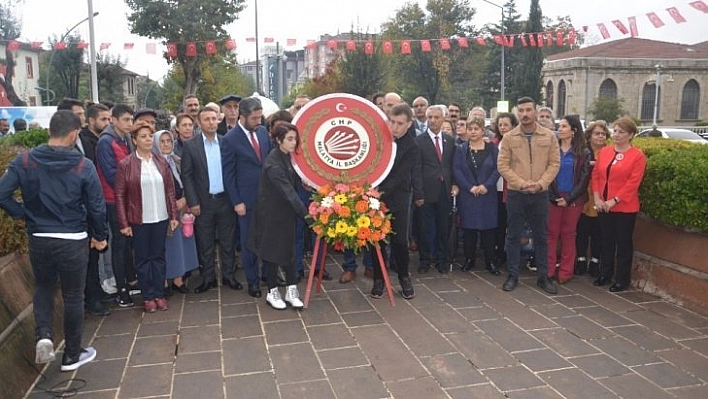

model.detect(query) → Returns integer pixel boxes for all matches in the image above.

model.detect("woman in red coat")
[115,122,179,312]
[591,117,646,292]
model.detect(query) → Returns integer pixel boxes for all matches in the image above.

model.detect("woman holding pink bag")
[154,130,199,294]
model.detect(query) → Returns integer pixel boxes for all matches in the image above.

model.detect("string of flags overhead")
[4,1,706,57]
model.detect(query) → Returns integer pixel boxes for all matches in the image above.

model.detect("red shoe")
[144,300,157,313]
[155,298,169,311]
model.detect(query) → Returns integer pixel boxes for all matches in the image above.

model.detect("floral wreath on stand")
[307,183,393,252]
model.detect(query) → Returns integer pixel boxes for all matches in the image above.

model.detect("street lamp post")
[254,0,261,95]
[44,11,99,105]
[652,64,661,129]
[88,0,99,103]
[482,0,505,101]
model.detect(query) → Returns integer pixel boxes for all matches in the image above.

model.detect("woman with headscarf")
[154,130,199,295]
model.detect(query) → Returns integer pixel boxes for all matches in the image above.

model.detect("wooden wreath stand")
[303,237,396,307]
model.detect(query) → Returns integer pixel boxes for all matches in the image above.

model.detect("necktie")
[434,135,442,162]
[249,131,262,162]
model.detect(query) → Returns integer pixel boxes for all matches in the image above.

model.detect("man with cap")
[133,108,157,129]
[217,94,241,135]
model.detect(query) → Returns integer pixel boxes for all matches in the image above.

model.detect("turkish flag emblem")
[205,41,217,55]
[475,36,486,46]
[596,23,611,40]
[76,41,88,50]
[382,41,393,54]
[628,17,639,37]
[346,40,356,51]
[420,40,431,52]
[123,43,134,50]
[520,33,528,47]
[328,40,338,49]
[568,29,576,46]
[166,42,178,58]
[536,33,545,47]
[7,40,20,51]
[306,40,317,49]
[612,20,629,35]
[30,41,43,49]
[185,42,197,57]
[666,7,687,23]
[528,33,537,47]
[364,41,374,55]
[690,1,708,14]
[225,39,237,50]
[555,30,564,46]
[457,37,468,48]
[401,40,411,54]
[646,12,665,28]
[440,39,450,50]
[494,35,504,46]
[287,38,297,46]
[100,42,111,51]
[53,42,67,50]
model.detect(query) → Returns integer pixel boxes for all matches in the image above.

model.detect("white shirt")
[137,153,168,224]
[427,130,444,156]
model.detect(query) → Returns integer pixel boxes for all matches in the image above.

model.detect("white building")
[0,43,42,106]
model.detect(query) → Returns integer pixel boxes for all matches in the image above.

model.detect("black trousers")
[194,195,236,283]
[598,212,637,286]
[84,246,103,304]
[106,202,134,292]
[463,228,495,265]
[494,191,507,257]
[373,202,411,279]
[263,260,297,290]
[576,214,601,261]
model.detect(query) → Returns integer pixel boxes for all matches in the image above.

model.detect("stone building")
[542,38,708,126]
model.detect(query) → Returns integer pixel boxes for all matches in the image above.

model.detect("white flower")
[368,197,380,210]
[321,196,334,208]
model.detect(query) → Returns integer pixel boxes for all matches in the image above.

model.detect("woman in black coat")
[248,123,307,310]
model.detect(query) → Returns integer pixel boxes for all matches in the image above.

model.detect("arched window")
[546,81,554,109]
[641,83,659,121]
[557,80,566,116]
[599,79,617,99]
[680,79,700,120]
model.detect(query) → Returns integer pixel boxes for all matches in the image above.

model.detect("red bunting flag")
[225,39,237,50]
[457,37,468,48]
[245,37,256,42]
[345,40,356,51]
[53,42,67,50]
[596,23,611,39]
[555,30,564,46]
[76,41,88,50]
[166,42,177,58]
[7,40,19,51]
[545,32,553,46]
[520,33,528,47]
[401,40,411,54]
[568,29,576,46]
[420,40,431,52]
[99,42,111,51]
[264,37,274,43]
[475,36,486,46]
[440,39,450,50]
[536,33,544,47]
[628,17,638,37]
[494,35,504,46]
[666,7,686,23]
[529,33,537,47]
[306,40,317,49]
[689,1,708,13]
[364,41,374,55]
[124,43,134,50]
[507,35,515,47]
[146,43,156,54]
[647,12,665,28]
[30,41,43,49]
[327,39,338,49]
[382,40,393,54]
[286,38,296,46]
[205,41,217,55]
[612,20,629,35]
[582,26,589,32]
[185,42,197,57]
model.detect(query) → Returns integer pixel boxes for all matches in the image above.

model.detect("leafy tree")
[338,32,388,98]
[47,35,84,102]
[125,0,246,96]
[542,15,584,58]
[299,59,342,99]
[588,97,627,123]
[0,0,26,105]
[513,0,544,102]
[136,78,163,110]
[94,53,126,104]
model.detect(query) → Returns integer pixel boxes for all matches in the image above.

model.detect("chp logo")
[293,93,395,189]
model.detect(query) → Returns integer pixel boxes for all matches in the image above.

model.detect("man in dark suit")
[222,98,272,298]
[415,105,459,274]
[181,107,242,294]
[216,94,241,135]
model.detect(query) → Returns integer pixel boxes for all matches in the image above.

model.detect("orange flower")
[317,185,331,196]
[357,227,371,240]
[319,213,329,224]
[357,239,367,247]
[338,206,351,218]
[371,230,383,242]
[313,225,324,236]
[380,203,388,213]
[371,215,383,227]
[355,200,368,213]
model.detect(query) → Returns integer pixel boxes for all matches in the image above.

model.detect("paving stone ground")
[25,252,708,398]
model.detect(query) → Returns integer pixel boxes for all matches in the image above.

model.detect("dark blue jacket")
[0,144,108,240]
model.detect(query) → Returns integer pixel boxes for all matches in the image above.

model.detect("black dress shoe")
[171,282,189,294]
[222,277,243,291]
[462,258,474,271]
[85,301,111,316]
[314,269,333,281]
[609,283,627,292]
[593,276,610,286]
[436,263,449,274]
[194,280,217,294]
[537,276,558,294]
[248,284,262,298]
[486,262,501,275]
[417,265,430,274]
[502,275,518,291]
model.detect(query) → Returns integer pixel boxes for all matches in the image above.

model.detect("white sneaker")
[266,288,286,310]
[35,338,55,364]
[285,285,304,309]
[101,278,117,294]
[60,347,97,372]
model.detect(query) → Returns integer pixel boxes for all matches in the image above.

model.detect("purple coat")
[452,142,499,230]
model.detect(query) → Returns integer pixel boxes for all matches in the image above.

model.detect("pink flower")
[367,188,380,197]
[334,183,350,193]
[332,202,342,211]
[308,202,319,216]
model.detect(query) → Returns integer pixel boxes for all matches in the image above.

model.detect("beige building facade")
[542,38,708,126]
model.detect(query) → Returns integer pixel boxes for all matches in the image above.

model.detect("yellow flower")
[334,193,348,204]
[357,215,371,228]
[335,220,348,234]
[346,226,358,237]
[326,228,336,238]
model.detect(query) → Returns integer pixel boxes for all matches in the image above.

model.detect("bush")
[0,128,49,149]
[0,145,27,256]
[634,138,708,232]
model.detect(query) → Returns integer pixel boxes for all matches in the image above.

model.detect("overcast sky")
[18,0,708,81]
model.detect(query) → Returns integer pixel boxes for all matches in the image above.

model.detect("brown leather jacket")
[115,152,178,228]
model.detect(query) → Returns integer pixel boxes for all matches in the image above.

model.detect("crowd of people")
[0,89,647,372]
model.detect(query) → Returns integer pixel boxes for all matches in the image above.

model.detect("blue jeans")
[132,220,168,301]
[29,236,88,360]
[342,247,373,272]
[505,191,550,278]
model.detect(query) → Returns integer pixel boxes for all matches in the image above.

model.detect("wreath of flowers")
[308,183,393,252]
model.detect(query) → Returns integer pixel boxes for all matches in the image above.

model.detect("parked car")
[637,128,708,144]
